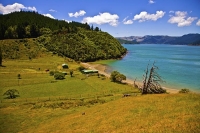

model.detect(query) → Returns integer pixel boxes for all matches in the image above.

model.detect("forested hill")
[0,11,91,39]
[0,11,127,62]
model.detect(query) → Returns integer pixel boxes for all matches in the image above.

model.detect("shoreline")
[81,62,179,94]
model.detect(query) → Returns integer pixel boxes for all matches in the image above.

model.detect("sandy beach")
[81,62,179,94]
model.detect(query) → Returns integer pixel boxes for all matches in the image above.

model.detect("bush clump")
[54,72,65,80]
[110,71,126,83]
[49,71,54,76]
[179,88,190,93]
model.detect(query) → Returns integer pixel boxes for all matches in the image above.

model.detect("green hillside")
[0,11,127,61]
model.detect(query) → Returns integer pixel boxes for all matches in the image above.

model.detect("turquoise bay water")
[104,44,200,92]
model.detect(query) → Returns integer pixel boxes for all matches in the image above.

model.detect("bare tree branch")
[141,62,166,94]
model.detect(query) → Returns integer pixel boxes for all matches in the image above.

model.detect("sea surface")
[104,44,200,92]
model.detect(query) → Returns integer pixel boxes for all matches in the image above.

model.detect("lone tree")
[70,70,73,77]
[3,89,19,99]
[142,62,166,94]
[110,71,126,83]
[17,74,21,79]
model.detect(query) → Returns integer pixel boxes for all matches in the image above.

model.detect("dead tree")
[142,62,165,94]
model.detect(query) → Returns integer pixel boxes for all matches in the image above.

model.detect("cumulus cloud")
[123,16,133,24]
[169,10,174,13]
[168,11,197,27]
[68,10,86,17]
[196,19,200,26]
[133,11,165,22]
[49,9,57,12]
[43,13,55,19]
[149,0,155,4]
[82,12,119,26]
[0,3,37,14]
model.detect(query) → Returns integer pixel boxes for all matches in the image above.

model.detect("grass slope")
[0,93,199,133]
[0,42,200,133]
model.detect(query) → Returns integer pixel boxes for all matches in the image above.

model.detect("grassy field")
[0,54,200,133]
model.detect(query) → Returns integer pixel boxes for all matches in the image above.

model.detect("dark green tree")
[16,24,26,38]
[94,27,99,31]
[30,24,39,37]
[3,89,19,99]
[91,25,94,30]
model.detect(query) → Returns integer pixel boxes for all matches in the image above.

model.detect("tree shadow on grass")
[0,65,6,67]
[3,95,20,99]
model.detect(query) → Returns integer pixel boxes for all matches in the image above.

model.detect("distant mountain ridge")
[116,33,200,45]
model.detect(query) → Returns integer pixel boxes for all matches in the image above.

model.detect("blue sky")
[0,0,200,37]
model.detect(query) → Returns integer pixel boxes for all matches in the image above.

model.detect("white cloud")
[68,10,86,17]
[196,19,200,26]
[124,20,133,24]
[49,9,57,12]
[0,3,37,14]
[169,10,174,13]
[133,11,165,22]
[149,0,155,4]
[43,13,55,19]
[123,16,133,24]
[82,12,119,26]
[168,11,197,27]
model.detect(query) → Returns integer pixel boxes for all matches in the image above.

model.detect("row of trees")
[0,11,101,39]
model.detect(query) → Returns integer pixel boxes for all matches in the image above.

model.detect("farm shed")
[82,69,98,74]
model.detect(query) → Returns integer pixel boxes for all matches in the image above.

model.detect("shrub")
[54,72,65,80]
[49,71,54,76]
[110,71,126,83]
[179,88,190,93]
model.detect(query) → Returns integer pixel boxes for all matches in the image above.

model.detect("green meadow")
[0,54,200,133]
